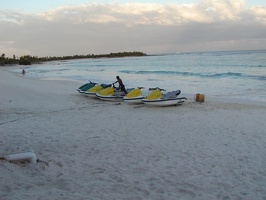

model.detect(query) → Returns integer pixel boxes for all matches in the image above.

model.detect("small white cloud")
[0,10,26,25]
[250,6,266,24]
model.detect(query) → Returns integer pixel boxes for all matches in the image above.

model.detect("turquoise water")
[20,50,266,103]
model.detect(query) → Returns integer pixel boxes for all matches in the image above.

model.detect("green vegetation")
[19,55,32,65]
[0,51,147,66]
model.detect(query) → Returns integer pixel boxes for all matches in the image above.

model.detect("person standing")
[115,76,127,94]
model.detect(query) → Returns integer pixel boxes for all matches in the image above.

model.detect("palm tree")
[0,53,5,65]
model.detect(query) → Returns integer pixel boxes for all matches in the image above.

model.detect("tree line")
[0,51,147,66]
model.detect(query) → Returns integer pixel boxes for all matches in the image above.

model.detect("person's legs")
[121,85,127,94]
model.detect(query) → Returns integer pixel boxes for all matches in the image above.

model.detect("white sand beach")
[1,66,266,200]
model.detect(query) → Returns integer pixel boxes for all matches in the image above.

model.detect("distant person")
[22,69,26,75]
[114,76,127,94]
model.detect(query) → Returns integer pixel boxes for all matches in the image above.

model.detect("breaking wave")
[120,70,265,80]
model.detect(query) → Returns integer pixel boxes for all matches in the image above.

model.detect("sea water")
[18,50,266,103]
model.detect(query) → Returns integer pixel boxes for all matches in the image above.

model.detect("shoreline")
[4,64,266,106]
[1,66,266,199]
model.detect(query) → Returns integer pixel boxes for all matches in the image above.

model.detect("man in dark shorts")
[115,76,127,94]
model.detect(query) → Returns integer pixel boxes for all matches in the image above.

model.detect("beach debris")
[1,152,37,164]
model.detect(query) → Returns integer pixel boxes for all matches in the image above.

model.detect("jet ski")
[77,81,97,93]
[123,87,145,104]
[142,88,187,106]
[96,84,134,101]
[85,84,112,97]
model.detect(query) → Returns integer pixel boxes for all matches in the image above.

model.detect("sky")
[1,0,266,57]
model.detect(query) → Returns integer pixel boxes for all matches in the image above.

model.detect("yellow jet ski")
[123,87,145,104]
[142,88,187,106]
[96,84,133,101]
[85,84,111,97]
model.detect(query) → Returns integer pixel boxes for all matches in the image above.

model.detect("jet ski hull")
[96,93,124,101]
[123,96,144,104]
[142,97,186,106]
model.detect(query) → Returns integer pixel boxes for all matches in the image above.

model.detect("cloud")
[37,1,264,25]
[250,5,266,24]
[0,0,266,57]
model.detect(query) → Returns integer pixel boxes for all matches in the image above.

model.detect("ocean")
[18,50,266,103]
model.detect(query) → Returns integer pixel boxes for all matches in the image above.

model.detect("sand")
[1,66,266,200]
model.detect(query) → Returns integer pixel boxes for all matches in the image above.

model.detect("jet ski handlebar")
[89,80,97,85]
[148,87,166,91]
